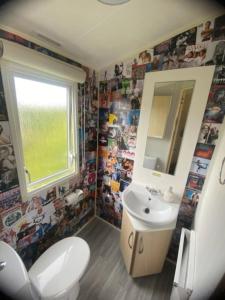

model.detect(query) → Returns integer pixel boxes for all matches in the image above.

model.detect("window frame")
[1,60,79,200]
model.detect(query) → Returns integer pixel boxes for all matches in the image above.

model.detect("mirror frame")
[133,66,215,199]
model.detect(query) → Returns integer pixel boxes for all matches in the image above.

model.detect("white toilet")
[0,237,90,300]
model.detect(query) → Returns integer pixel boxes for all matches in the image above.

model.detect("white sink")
[122,182,180,227]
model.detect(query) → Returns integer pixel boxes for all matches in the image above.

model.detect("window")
[1,62,78,196]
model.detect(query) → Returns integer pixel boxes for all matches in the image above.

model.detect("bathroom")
[0,0,225,299]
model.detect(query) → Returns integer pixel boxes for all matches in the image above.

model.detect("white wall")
[191,120,225,299]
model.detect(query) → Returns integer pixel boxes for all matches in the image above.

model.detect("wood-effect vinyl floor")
[77,217,175,300]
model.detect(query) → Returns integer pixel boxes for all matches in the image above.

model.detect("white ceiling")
[0,0,224,70]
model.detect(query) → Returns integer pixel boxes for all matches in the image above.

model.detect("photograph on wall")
[204,104,224,123]
[120,125,137,150]
[196,19,214,43]
[121,78,132,96]
[117,149,135,160]
[133,49,154,73]
[182,43,208,67]
[0,121,11,145]
[154,39,172,55]
[17,198,55,250]
[114,63,124,78]
[0,144,19,192]
[119,98,131,111]
[121,58,133,78]
[99,120,108,135]
[116,111,129,126]
[98,146,108,160]
[102,184,113,202]
[213,14,225,41]
[152,47,186,71]
[111,168,121,182]
[85,151,96,161]
[119,179,130,192]
[0,187,21,212]
[45,187,57,204]
[198,122,220,145]
[111,89,123,101]
[204,40,225,66]
[58,181,70,197]
[108,138,118,156]
[110,77,122,92]
[136,49,154,65]
[104,159,115,177]
[170,27,197,51]
[194,143,215,160]
[103,175,111,186]
[204,84,225,123]
[131,79,144,97]
[108,112,118,125]
[51,197,65,224]
[111,180,120,193]
[85,127,97,151]
[86,158,96,173]
[99,91,110,108]
[184,188,200,207]
[108,125,121,139]
[130,94,141,110]
[120,158,134,182]
[87,172,96,186]
[127,109,140,126]
[190,156,210,176]
[132,64,146,80]
[213,65,225,85]
[98,133,108,147]
[117,133,129,151]
[87,112,98,128]
[99,108,109,123]
[0,227,17,249]
[99,80,109,94]
[112,192,122,212]
[98,156,106,174]
[109,101,120,114]
[208,84,225,114]
[99,68,113,81]
[1,205,22,229]
[186,172,205,192]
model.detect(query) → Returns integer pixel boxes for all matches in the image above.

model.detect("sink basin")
[122,182,180,227]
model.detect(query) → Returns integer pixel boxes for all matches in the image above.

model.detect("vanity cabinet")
[120,209,173,278]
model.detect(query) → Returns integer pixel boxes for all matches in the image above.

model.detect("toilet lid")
[29,237,90,298]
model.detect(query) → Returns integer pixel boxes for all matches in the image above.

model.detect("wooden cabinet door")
[120,210,136,273]
[131,230,173,278]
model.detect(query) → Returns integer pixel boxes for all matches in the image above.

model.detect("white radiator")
[170,228,196,300]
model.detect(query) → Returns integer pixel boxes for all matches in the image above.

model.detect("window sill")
[22,170,78,201]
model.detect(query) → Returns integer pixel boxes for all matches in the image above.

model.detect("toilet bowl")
[0,236,90,300]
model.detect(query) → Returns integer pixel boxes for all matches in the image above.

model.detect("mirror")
[144,80,195,175]
[133,66,215,198]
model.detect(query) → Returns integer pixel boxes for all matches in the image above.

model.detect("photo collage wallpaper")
[96,14,225,260]
[0,29,98,268]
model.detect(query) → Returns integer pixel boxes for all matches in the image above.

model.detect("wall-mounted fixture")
[97,0,130,5]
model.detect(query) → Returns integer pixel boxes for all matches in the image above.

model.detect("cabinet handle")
[138,236,144,254]
[128,232,134,249]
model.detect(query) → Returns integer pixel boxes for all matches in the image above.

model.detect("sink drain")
[144,208,150,214]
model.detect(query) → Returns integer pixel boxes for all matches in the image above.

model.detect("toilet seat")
[28,237,90,299]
